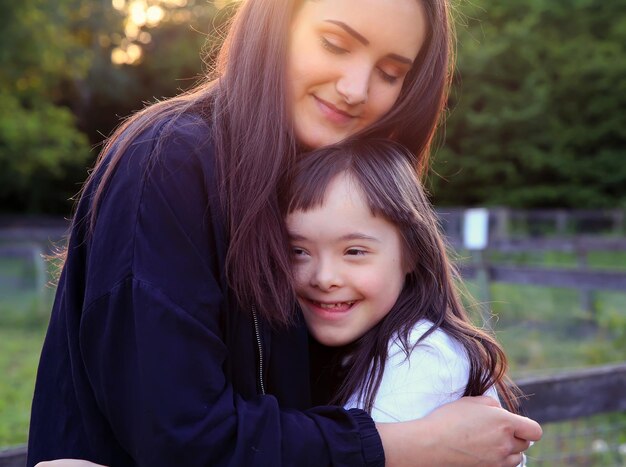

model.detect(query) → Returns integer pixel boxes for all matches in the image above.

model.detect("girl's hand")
[36,461,106,467]
[377,395,542,467]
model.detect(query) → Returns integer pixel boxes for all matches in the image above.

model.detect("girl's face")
[287,0,427,149]
[285,173,407,347]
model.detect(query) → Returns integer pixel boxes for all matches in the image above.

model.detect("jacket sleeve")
[77,118,384,467]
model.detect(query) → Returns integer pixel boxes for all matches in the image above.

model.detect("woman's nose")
[336,64,370,106]
[310,258,343,291]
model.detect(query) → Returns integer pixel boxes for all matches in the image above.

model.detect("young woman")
[282,139,518,422]
[28,0,541,466]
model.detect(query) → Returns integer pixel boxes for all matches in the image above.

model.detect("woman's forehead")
[293,0,426,59]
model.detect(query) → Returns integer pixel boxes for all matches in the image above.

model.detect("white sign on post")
[463,208,489,250]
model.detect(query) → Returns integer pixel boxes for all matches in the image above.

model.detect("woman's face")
[287,0,427,149]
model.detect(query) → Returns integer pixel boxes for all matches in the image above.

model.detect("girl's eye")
[378,68,399,84]
[345,248,367,256]
[320,37,347,55]
[292,247,309,257]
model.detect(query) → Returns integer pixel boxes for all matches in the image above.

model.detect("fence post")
[492,208,510,241]
[613,209,625,236]
[472,250,493,330]
[575,246,595,316]
[556,210,568,236]
[31,243,47,313]
[463,209,492,329]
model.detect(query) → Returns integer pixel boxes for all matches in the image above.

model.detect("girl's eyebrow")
[340,233,381,243]
[288,232,307,241]
[323,20,414,65]
[287,232,382,243]
[288,232,381,243]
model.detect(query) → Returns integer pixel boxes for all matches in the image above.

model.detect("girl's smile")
[301,298,359,320]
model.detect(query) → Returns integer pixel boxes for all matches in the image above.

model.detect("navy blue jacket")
[27,114,384,466]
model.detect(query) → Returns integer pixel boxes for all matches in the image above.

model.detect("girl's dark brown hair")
[280,138,520,412]
[72,0,454,326]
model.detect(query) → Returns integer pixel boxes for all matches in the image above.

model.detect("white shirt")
[344,319,499,422]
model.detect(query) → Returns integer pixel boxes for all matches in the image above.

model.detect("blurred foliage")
[77,0,229,147]
[0,0,625,213]
[0,0,97,212]
[432,0,626,208]
[0,0,230,214]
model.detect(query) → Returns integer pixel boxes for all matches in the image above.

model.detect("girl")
[29,0,541,466]
[282,138,518,423]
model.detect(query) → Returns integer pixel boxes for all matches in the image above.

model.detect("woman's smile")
[312,95,358,126]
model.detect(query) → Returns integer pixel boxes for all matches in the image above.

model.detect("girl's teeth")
[318,301,354,309]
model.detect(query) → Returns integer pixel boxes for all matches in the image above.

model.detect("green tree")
[77,1,230,146]
[0,0,99,212]
[432,0,626,208]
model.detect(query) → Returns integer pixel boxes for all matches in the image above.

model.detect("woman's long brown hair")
[70,0,454,326]
[281,139,520,412]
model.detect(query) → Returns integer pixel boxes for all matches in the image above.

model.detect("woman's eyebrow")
[323,19,414,65]
[324,20,369,45]
[387,53,413,65]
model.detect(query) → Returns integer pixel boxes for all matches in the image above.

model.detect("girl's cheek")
[293,265,310,290]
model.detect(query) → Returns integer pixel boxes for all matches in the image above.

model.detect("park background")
[0,0,625,465]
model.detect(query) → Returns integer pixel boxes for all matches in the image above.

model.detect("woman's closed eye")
[320,37,348,54]
[378,68,400,84]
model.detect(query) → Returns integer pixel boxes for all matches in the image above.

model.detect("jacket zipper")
[251,305,266,395]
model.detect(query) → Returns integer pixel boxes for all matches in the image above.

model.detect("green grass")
[0,253,55,447]
[0,323,47,446]
[462,281,626,374]
[527,412,626,466]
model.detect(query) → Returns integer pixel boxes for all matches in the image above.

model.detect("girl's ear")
[402,259,413,276]
[400,245,415,275]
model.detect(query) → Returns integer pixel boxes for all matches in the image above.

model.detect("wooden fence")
[452,236,626,316]
[437,208,626,239]
[516,362,626,424]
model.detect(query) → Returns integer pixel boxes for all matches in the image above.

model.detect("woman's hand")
[377,395,542,467]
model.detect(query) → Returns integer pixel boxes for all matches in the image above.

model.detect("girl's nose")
[336,64,370,106]
[310,258,343,291]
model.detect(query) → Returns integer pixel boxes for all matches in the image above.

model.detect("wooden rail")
[447,235,626,314]
[459,264,626,292]
[0,446,26,467]
[437,208,626,239]
[517,362,626,424]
